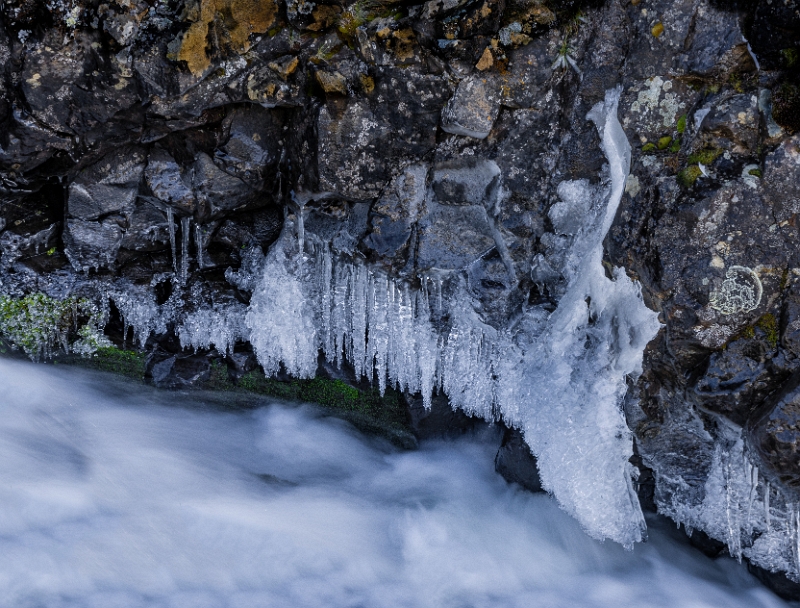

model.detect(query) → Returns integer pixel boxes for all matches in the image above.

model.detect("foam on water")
[0,359,788,608]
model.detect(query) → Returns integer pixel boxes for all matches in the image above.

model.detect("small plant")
[642,142,657,153]
[552,37,580,75]
[337,0,375,38]
[676,114,687,134]
[657,136,672,150]
[0,293,104,360]
[757,313,779,349]
[312,39,339,63]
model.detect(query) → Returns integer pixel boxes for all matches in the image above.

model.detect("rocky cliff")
[1,0,800,596]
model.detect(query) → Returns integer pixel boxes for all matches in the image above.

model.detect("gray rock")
[192,152,256,219]
[441,75,500,139]
[64,218,125,271]
[68,147,146,221]
[145,148,196,216]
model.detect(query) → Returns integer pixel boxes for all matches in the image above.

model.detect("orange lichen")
[476,47,494,71]
[178,0,278,75]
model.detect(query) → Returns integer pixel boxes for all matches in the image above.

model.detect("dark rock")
[495,426,544,493]
[748,561,800,602]
[749,372,800,493]
[406,391,487,439]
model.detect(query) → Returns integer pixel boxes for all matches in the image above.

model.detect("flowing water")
[0,359,789,608]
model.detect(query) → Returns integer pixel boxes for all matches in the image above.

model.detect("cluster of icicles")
[104,90,800,580]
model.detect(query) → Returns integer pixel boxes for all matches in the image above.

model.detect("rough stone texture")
[1,0,800,595]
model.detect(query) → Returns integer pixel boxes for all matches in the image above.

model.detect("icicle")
[795,506,800,576]
[746,461,758,534]
[166,207,177,274]
[296,202,305,255]
[194,224,205,270]
[180,216,191,284]
[765,482,771,532]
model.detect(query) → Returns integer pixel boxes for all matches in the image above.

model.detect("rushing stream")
[0,359,789,608]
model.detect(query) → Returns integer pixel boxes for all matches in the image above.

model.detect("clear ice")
[241,88,661,547]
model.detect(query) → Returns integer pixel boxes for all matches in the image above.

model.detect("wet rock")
[145,148,196,216]
[363,163,429,261]
[441,75,500,139]
[67,147,146,221]
[416,201,496,271]
[64,219,125,272]
[192,152,256,219]
[750,372,800,493]
[215,106,283,190]
[495,426,544,493]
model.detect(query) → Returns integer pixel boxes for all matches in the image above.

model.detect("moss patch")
[676,114,687,134]
[62,346,147,379]
[0,293,103,359]
[688,147,722,166]
[642,142,656,153]
[678,165,703,188]
[234,369,415,447]
[178,0,278,75]
[757,313,779,350]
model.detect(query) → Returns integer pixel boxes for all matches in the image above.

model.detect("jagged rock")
[441,75,500,139]
[750,372,800,492]
[64,218,125,272]
[145,148,196,215]
[192,152,256,219]
[495,427,544,493]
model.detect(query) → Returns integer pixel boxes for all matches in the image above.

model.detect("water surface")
[0,359,788,608]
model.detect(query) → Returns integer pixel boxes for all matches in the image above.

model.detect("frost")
[709,266,762,315]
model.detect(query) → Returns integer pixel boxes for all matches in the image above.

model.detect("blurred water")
[0,359,789,608]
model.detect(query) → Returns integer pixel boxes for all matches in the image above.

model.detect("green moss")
[642,143,657,153]
[73,346,147,379]
[46,247,57,256]
[780,267,790,292]
[757,313,779,349]
[740,326,756,340]
[748,168,762,178]
[0,293,90,359]
[235,369,412,446]
[782,48,798,69]
[669,138,681,153]
[676,114,687,134]
[678,165,703,188]
[729,73,744,93]
[205,359,233,390]
[688,147,723,165]
[657,136,673,150]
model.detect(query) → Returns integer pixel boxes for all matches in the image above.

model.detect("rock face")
[1,0,800,595]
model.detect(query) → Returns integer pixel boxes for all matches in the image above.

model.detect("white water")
[0,359,788,608]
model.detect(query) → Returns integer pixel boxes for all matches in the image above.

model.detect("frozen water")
[242,88,660,547]
[0,359,789,608]
[245,224,318,377]
[178,302,248,355]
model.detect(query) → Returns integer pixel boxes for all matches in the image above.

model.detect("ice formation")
[241,88,662,547]
[653,421,800,581]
